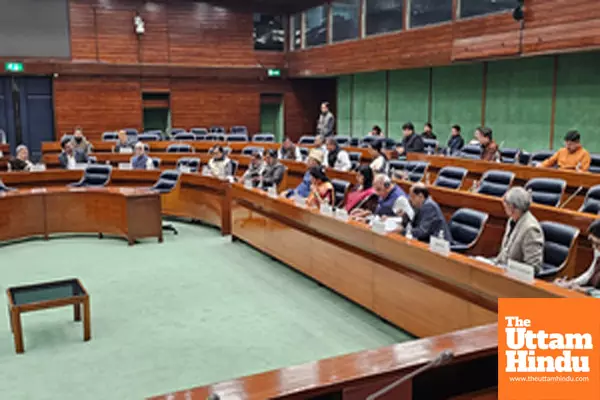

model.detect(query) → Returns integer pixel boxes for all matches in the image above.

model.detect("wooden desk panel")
[0,191,46,242]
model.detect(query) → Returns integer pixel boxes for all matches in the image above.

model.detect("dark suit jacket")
[400,133,425,155]
[410,198,451,243]
[59,150,88,169]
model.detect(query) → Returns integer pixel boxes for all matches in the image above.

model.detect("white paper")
[335,208,349,222]
[320,203,333,216]
[506,260,535,284]
[371,218,386,235]
[30,164,47,172]
[179,166,192,173]
[294,196,306,208]
[118,163,132,170]
[268,186,277,198]
[119,148,133,154]
[429,236,450,257]
[384,217,403,233]
[243,179,253,189]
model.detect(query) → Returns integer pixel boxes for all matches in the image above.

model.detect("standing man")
[316,102,335,138]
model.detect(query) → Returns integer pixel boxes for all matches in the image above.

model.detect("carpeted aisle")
[0,222,412,399]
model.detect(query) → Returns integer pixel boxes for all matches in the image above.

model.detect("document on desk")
[384,217,403,233]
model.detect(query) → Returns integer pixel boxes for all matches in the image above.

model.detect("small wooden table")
[7,279,91,354]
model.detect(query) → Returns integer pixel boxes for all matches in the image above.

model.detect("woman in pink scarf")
[345,165,376,212]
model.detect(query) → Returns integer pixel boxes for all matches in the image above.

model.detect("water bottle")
[438,229,444,239]
[405,224,413,240]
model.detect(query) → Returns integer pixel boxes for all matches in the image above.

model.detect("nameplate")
[319,203,333,217]
[30,164,46,172]
[267,186,277,198]
[335,208,349,222]
[506,260,535,284]
[179,166,192,174]
[119,148,133,154]
[429,236,450,257]
[30,188,47,194]
[371,218,386,235]
[118,163,132,170]
[201,167,210,176]
[243,179,253,189]
[294,196,306,208]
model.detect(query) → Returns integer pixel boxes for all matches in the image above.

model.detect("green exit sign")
[5,62,24,73]
[267,68,281,78]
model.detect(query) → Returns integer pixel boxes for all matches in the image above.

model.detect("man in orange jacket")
[539,130,591,172]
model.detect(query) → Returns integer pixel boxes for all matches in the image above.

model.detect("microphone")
[559,186,583,209]
[366,350,454,400]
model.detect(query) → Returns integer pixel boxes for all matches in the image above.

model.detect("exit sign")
[267,68,281,78]
[5,62,24,73]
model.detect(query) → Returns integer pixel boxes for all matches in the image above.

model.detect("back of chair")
[139,131,162,141]
[335,136,351,147]
[227,134,249,143]
[299,147,309,160]
[539,221,580,277]
[349,138,360,147]
[448,208,489,252]
[525,178,566,207]
[253,133,275,143]
[102,132,118,142]
[405,161,429,182]
[72,165,112,187]
[168,128,186,137]
[459,144,483,160]
[580,185,600,214]
[519,151,531,165]
[589,154,600,174]
[499,148,520,164]
[230,159,239,176]
[210,126,226,134]
[241,146,264,156]
[348,152,362,163]
[124,128,138,142]
[230,126,248,135]
[173,132,195,141]
[298,135,315,145]
[191,128,208,136]
[151,170,180,193]
[382,138,396,150]
[177,157,201,172]
[166,144,193,153]
[152,158,161,169]
[477,170,515,197]
[434,167,467,190]
[423,139,438,154]
[331,179,351,207]
[360,136,377,147]
[529,150,555,166]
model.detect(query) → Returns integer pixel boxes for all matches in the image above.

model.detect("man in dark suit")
[397,122,425,157]
[59,141,88,169]
[407,183,451,243]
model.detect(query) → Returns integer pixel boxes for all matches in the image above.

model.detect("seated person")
[555,219,600,294]
[59,141,88,169]
[351,174,407,219]
[70,126,92,154]
[368,125,384,137]
[314,135,327,153]
[539,130,591,171]
[475,126,498,162]
[421,122,437,140]
[278,137,302,161]
[494,187,544,271]
[406,183,451,242]
[345,165,376,212]
[240,152,264,187]
[131,142,154,170]
[397,122,425,156]
[261,150,285,189]
[306,166,334,208]
[446,124,464,155]
[114,130,133,153]
[368,140,388,174]
[8,145,33,171]
[208,145,232,178]
[282,149,323,198]
[324,137,351,172]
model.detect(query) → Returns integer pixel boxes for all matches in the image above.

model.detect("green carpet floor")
[0,222,412,399]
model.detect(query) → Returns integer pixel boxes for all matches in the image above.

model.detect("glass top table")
[7,278,87,306]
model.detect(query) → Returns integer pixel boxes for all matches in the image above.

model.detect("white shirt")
[324,149,352,172]
[67,154,77,170]
[370,155,387,174]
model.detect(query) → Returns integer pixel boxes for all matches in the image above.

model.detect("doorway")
[260,94,284,142]
[142,92,170,134]
[0,76,55,162]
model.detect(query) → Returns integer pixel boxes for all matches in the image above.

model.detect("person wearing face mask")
[316,102,335,138]
[208,145,232,178]
[70,126,92,155]
[555,220,600,294]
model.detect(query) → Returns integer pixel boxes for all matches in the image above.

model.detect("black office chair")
[399,161,428,182]
[331,179,351,208]
[349,152,362,171]
[168,128,186,136]
[299,147,309,161]
[589,154,600,174]
[388,160,408,176]
[519,151,532,165]
[335,136,351,147]
[382,138,396,150]
[166,144,194,153]
[152,158,161,169]
[151,170,181,235]
[70,165,112,187]
[177,157,201,172]
[349,138,360,147]
[253,133,275,143]
[241,146,264,156]
[173,132,195,141]
[448,208,489,253]
[138,131,162,141]
[360,136,377,148]
[499,148,520,164]
[525,178,566,207]
[538,221,580,278]
[88,156,98,164]
[0,180,15,192]
[434,167,468,190]
[298,135,315,145]
[102,132,118,142]
[579,185,600,214]
[191,128,208,137]
[123,128,138,142]
[230,126,248,135]
[210,126,226,134]
[227,134,249,143]
[230,160,239,176]
[477,170,515,197]
[529,150,555,167]
[459,144,483,160]
[423,139,438,154]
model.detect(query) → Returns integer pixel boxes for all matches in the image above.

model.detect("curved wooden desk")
[0,186,162,245]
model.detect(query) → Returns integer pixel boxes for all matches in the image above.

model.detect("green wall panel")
[388,69,430,140]
[485,57,554,151]
[554,52,600,153]
[431,64,483,142]
[352,71,386,137]
[337,75,353,136]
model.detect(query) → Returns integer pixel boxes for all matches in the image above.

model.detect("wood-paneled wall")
[289,0,600,77]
